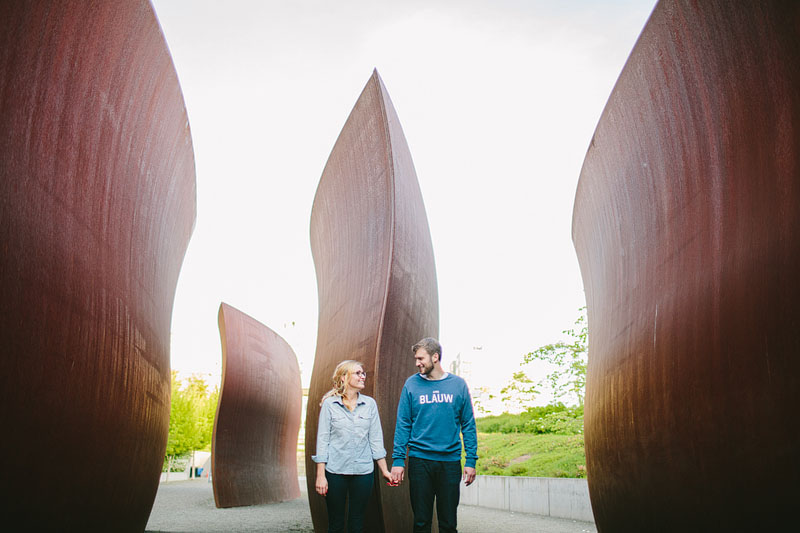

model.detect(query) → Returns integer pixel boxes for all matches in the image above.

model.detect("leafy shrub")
[476,404,583,435]
[162,454,191,472]
[524,408,584,435]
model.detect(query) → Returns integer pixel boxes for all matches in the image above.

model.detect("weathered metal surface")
[213,303,302,508]
[306,70,439,533]
[0,1,196,530]
[572,1,800,530]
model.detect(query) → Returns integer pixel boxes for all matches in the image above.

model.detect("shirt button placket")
[349,410,355,470]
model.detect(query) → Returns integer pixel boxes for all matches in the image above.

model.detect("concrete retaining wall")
[159,470,190,482]
[461,476,594,523]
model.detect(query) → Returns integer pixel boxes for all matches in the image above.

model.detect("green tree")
[499,370,538,413]
[165,371,193,478]
[164,372,219,478]
[182,374,218,452]
[524,307,588,407]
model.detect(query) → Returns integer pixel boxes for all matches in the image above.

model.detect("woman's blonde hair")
[320,360,364,405]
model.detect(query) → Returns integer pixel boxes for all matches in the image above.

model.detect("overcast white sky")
[150,0,656,405]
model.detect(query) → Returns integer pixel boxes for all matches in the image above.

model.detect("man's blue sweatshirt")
[392,373,478,468]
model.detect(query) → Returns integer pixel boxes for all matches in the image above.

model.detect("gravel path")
[146,479,596,533]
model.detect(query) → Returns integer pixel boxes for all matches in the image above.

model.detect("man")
[391,337,478,533]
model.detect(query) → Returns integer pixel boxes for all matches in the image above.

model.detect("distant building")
[449,349,474,383]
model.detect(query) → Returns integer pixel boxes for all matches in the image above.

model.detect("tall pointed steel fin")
[573,1,800,530]
[306,70,439,533]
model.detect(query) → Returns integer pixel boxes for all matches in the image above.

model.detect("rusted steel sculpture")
[213,303,302,508]
[572,1,800,530]
[0,1,196,530]
[306,70,439,533]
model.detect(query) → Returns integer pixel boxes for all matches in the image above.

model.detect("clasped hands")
[387,466,476,487]
[317,465,476,495]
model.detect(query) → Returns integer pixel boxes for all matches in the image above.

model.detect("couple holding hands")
[312,337,478,533]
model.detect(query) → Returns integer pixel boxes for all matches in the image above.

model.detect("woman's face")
[347,365,366,391]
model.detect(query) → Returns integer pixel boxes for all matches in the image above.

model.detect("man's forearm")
[461,395,479,467]
[391,434,408,467]
[392,389,412,466]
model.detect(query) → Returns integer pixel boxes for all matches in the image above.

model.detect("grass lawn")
[475,432,586,478]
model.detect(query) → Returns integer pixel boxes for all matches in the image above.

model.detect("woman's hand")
[315,463,328,496]
[382,469,398,486]
[315,475,328,496]
[376,458,398,486]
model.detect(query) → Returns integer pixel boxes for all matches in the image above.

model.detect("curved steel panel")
[213,303,302,508]
[306,70,439,533]
[0,1,196,530]
[572,1,800,530]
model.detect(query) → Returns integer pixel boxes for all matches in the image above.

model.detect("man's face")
[414,348,436,375]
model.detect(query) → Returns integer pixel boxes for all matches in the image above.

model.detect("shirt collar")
[332,393,366,406]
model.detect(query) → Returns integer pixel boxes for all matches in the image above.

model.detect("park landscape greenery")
[473,308,588,478]
[474,405,585,478]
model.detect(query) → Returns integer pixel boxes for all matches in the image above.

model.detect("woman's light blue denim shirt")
[312,393,386,475]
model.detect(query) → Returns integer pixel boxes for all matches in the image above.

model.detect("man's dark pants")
[408,457,462,533]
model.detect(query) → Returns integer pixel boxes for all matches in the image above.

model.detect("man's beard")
[418,362,433,375]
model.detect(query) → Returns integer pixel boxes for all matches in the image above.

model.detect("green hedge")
[476,404,583,435]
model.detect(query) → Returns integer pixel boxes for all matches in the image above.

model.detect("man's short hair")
[412,337,442,361]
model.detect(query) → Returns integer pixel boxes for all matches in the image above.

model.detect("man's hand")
[391,466,405,485]
[463,467,476,486]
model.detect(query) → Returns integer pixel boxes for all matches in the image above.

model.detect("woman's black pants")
[324,471,373,533]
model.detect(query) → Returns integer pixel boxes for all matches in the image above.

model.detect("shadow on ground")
[146,479,596,533]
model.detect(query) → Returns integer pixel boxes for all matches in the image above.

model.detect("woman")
[312,360,393,533]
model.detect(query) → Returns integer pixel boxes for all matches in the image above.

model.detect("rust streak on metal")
[573,1,800,530]
[306,70,439,533]
[213,303,302,508]
[0,0,196,530]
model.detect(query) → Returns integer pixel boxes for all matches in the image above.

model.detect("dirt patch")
[510,454,531,465]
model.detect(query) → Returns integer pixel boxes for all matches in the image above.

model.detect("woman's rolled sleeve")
[368,400,386,460]
[312,400,331,464]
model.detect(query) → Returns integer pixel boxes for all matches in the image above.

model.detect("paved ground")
[146,479,597,533]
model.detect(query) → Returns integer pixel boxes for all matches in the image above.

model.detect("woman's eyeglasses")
[354,371,367,377]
